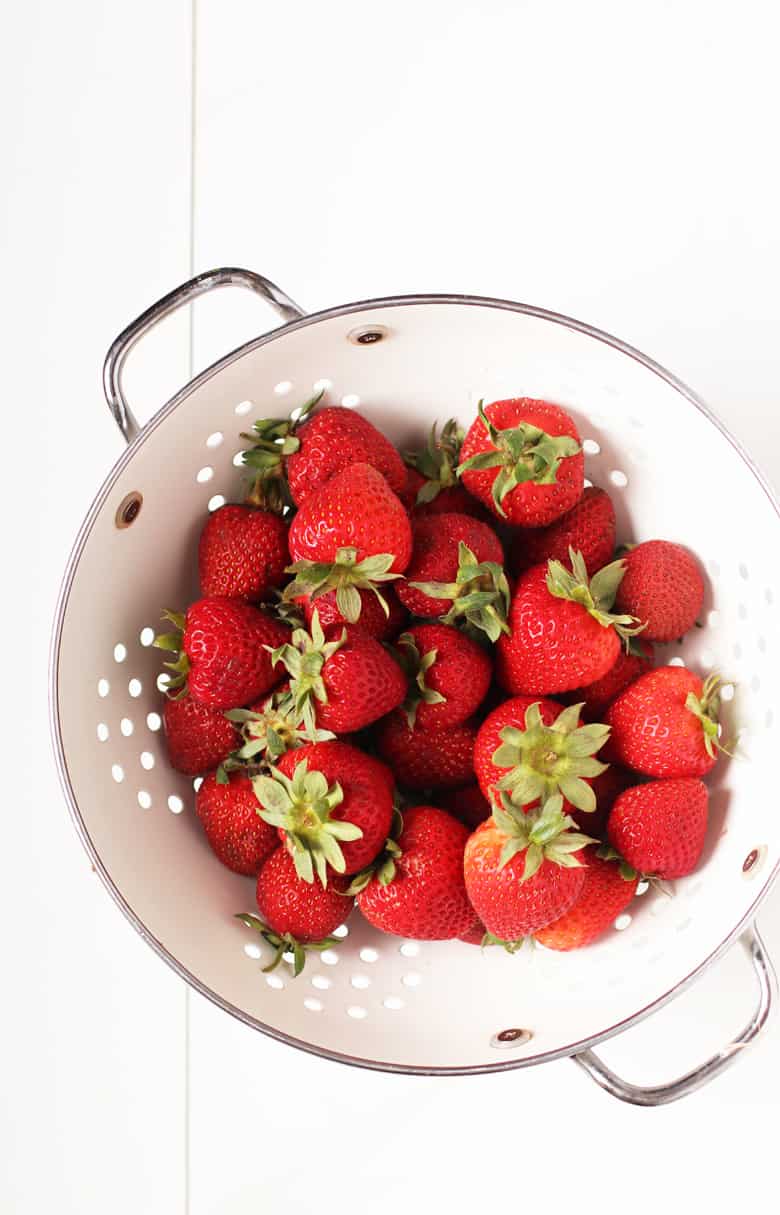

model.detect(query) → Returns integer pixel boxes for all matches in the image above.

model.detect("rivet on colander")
[742,845,767,878]
[115,491,143,529]
[348,325,389,345]
[490,1028,533,1049]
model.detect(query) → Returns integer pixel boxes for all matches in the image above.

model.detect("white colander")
[50,268,779,1106]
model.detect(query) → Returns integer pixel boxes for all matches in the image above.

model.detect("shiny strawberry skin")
[614,540,704,642]
[162,695,239,776]
[299,586,407,641]
[396,512,504,617]
[562,640,655,721]
[442,784,492,830]
[196,772,279,875]
[256,847,353,941]
[375,712,477,791]
[198,505,289,602]
[288,463,412,574]
[184,598,289,709]
[285,406,407,506]
[357,806,474,939]
[276,741,394,874]
[400,468,487,519]
[460,399,584,526]
[464,819,586,938]
[316,626,407,733]
[496,564,621,694]
[604,666,717,778]
[473,695,564,804]
[608,778,708,879]
[534,847,638,950]
[399,623,492,729]
[509,486,616,576]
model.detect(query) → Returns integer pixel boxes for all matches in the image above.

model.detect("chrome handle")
[102,267,305,444]
[573,924,776,1106]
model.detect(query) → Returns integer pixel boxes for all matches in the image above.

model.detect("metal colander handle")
[573,924,776,1105]
[102,267,305,443]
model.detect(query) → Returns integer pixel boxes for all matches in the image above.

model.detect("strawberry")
[219,685,336,776]
[608,778,708,879]
[375,711,478,791]
[297,584,407,641]
[154,599,289,709]
[356,806,475,940]
[284,465,412,625]
[396,623,492,729]
[509,485,616,576]
[269,612,406,735]
[402,468,485,518]
[198,504,289,602]
[401,419,485,518]
[162,694,239,776]
[459,917,488,945]
[443,784,492,830]
[195,772,279,875]
[496,550,643,695]
[396,513,510,641]
[534,845,638,950]
[604,667,726,777]
[459,398,583,524]
[561,639,655,721]
[237,847,353,974]
[567,764,635,836]
[614,540,705,642]
[463,795,592,939]
[473,696,609,816]
[242,393,406,510]
[252,740,394,884]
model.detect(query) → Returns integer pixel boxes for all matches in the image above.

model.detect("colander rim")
[49,289,780,1075]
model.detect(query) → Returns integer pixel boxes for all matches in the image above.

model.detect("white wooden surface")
[3,2,780,1211]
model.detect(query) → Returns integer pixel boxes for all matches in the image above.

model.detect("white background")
[2,2,780,1211]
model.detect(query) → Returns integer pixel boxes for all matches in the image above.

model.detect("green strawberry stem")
[216,689,336,783]
[396,632,447,728]
[595,842,638,882]
[240,390,323,512]
[546,547,645,645]
[282,546,402,624]
[457,399,581,518]
[403,418,464,505]
[343,806,405,896]
[480,932,532,954]
[152,609,190,699]
[492,793,595,882]
[685,672,733,759]
[493,701,610,813]
[235,912,339,978]
[410,541,511,643]
[252,758,363,887]
[267,610,344,735]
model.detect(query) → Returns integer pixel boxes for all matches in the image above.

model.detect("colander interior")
[52,299,780,1071]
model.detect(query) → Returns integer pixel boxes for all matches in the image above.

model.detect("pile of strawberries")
[154,392,726,974]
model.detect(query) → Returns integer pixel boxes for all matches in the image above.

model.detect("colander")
[50,268,779,1107]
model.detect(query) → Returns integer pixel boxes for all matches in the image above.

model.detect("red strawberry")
[375,711,477,791]
[297,584,407,641]
[396,623,492,729]
[154,599,289,709]
[240,846,353,974]
[443,784,492,830]
[608,778,708,879]
[496,551,642,695]
[402,468,486,518]
[459,917,488,945]
[400,419,486,518]
[270,614,406,734]
[561,639,655,721]
[285,465,412,627]
[567,764,635,836]
[459,399,583,525]
[242,394,406,509]
[509,486,616,576]
[463,795,592,939]
[356,806,474,940]
[614,540,705,642]
[162,695,239,776]
[253,740,394,884]
[396,512,509,641]
[198,505,289,602]
[195,772,279,875]
[534,846,638,950]
[473,696,609,820]
[604,667,725,778]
